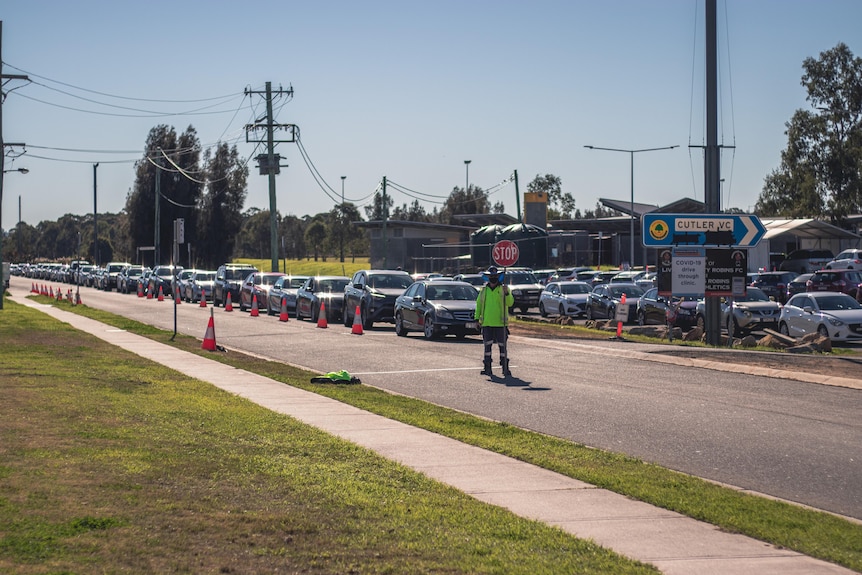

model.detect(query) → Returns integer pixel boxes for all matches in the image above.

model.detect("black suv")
[214,264,258,307]
[749,271,797,304]
[501,268,544,313]
[100,261,132,291]
[148,265,183,297]
[342,269,413,329]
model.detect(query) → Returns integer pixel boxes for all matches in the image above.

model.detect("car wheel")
[779,321,790,336]
[343,302,352,327]
[608,305,615,320]
[637,310,645,326]
[817,324,829,339]
[586,306,593,320]
[362,306,373,330]
[519,306,529,314]
[696,314,705,331]
[728,318,740,338]
[395,312,407,336]
[539,302,547,317]
[311,305,319,323]
[559,304,566,317]
[423,315,436,340]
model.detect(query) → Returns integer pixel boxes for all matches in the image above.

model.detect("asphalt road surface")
[13,278,862,521]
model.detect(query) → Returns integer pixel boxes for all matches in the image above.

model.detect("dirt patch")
[510,322,862,382]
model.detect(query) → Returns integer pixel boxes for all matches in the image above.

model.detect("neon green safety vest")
[475,284,514,327]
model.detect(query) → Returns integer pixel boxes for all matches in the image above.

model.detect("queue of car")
[16,258,862,344]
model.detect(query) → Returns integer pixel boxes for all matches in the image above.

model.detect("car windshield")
[505,272,539,284]
[288,277,308,288]
[197,273,215,281]
[369,274,413,289]
[816,295,862,311]
[226,268,256,280]
[738,289,769,302]
[426,284,478,301]
[609,285,644,298]
[561,283,591,295]
[260,275,282,286]
[155,267,179,277]
[318,279,349,292]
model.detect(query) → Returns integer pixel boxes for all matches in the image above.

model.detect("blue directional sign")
[642,213,766,247]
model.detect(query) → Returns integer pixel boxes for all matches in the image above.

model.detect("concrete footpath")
[18,298,855,575]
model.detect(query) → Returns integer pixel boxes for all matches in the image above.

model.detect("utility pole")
[340,175,346,263]
[93,163,99,266]
[704,0,722,346]
[245,82,295,272]
[154,155,161,265]
[382,176,388,269]
[0,21,29,310]
[513,170,521,223]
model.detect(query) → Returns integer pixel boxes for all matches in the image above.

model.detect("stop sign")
[492,240,519,267]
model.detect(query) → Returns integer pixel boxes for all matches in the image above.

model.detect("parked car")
[175,269,197,301]
[778,249,833,274]
[266,275,311,314]
[452,273,485,286]
[585,283,644,323]
[825,248,862,270]
[239,271,286,312]
[779,292,862,342]
[394,280,480,339]
[213,264,258,307]
[785,273,814,300]
[118,265,147,294]
[294,276,351,322]
[185,270,216,303]
[586,270,620,287]
[696,286,781,337]
[749,271,797,304]
[148,265,183,297]
[99,261,131,291]
[136,269,153,296]
[538,281,592,317]
[636,287,699,329]
[610,270,646,284]
[500,268,544,313]
[806,268,862,300]
[343,269,413,329]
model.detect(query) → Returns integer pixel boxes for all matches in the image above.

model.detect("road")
[12,277,862,521]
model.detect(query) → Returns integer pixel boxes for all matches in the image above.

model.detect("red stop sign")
[492,240,519,267]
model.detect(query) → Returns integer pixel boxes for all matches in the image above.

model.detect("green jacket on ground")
[475,284,514,327]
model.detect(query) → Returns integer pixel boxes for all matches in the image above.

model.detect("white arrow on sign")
[740,216,760,246]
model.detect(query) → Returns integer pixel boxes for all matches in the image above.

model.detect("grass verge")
[0,300,654,574]
[10,296,862,572]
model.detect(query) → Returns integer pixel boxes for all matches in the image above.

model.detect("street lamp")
[3,167,28,175]
[584,145,677,269]
[464,160,471,194]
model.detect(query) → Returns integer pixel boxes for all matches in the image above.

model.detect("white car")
[825,249,862,270]
[539,281,592,317]
[779,292,862,342]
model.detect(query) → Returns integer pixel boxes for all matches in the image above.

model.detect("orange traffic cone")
[66,289,73,302]
[49,286,54,298]
[250,294,260,317]
[157,286,165,301]
[224,291,234,311]
[175,289,182,305]
[317,301,328,328]
[75,291,82,306]
[279,296,289,322]
[351,305,364,335]
[199,288,207,307]
[31,282,36,293]
[137,282,144,297]
[201,308,217,351]
[146,284,153,299]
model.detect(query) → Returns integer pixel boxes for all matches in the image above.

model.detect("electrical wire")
[2,62,241,103]
[10,91,255,118]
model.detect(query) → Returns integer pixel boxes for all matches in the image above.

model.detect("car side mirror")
[803,306,813,314]
[413,295,423,302]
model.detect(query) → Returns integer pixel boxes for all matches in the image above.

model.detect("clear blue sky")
[2,0,860,231]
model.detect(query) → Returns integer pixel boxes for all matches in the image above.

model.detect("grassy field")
[0,301,656,574]
[3,296,862,573]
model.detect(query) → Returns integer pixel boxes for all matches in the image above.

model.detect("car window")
[289,278,307,288]
[610,286,644,298]
[817,295,862,310]
[319,279,349,292]
[505,272,539,284]
[369,274,412,289]
[739,288,769,302]
[561,283,591,295]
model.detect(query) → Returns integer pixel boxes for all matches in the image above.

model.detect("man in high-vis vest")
[474,266,515,376]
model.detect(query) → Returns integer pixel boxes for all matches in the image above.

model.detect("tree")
[278,215,307,259]
[527,174,575,219]
[438,185,489,224]
[304,219,328,261]
[328,203,363,262]
[196,142,248,268]
[391,199,430,222]
[125,125,202,265]
[235,209,274,259]
[363,190,393,221]
[755,43,862,223]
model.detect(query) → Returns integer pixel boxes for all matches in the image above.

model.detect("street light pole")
[0,166,28,309]
[464,160,471,194]
[584,145,677,269]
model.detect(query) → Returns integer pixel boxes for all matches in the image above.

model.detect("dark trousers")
[482,326,508,366]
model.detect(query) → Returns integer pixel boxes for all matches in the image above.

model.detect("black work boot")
[501,359,511,377]
[481,361,493,376]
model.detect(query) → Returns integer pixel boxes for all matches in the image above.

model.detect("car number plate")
[466,322,478,329]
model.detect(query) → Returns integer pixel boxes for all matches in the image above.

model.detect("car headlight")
[370,291,386,299]
[512,289,523,296]
[827,316,844,327]
[436,308,454,320]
